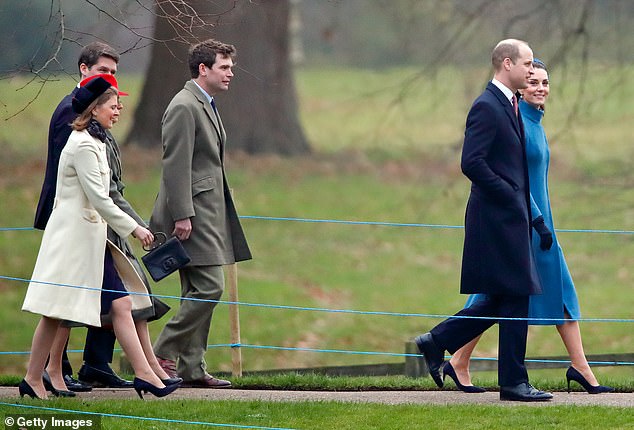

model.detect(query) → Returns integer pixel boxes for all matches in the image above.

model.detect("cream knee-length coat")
[22,129,145,327]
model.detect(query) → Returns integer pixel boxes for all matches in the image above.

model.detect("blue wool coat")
[465,100,581,324]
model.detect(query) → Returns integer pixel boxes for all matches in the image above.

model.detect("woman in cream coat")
[20,76,179,400]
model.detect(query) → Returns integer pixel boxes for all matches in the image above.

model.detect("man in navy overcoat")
[414,39,553,402]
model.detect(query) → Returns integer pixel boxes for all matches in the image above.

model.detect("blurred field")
[0,67,632,383]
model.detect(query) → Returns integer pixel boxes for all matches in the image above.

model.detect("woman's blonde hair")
[71,87,118,131]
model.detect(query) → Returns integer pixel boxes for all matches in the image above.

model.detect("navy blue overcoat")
[459,83,541,296]
[34,89,77,230]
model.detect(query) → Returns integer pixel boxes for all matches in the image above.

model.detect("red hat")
[80,73,128,96]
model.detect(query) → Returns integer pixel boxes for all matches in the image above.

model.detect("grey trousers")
[153,265,224,380]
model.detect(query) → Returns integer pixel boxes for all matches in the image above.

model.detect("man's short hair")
[188,39,237,78]
[491,39,528,71]
[77,42,119,76]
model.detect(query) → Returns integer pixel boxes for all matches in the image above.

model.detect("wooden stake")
[226,262,242,377]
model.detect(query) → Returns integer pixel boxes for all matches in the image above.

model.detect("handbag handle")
[143,231,168,252]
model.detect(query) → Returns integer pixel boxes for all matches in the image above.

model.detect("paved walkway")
[1,387,632,407]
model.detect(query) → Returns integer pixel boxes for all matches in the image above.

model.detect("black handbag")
[141,232,191,281]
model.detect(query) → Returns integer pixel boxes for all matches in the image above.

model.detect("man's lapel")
[487,83,522,138]
[185,81,225,145]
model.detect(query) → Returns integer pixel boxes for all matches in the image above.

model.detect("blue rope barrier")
[1,217,632,367]
[1,274,632,324]
[240,215,465,229]
[3,343,632,366]
[2,216,634,234]
[0,402,297,430]
[555,228,634,235]
[210,343,634,366]
[242,215,634,235]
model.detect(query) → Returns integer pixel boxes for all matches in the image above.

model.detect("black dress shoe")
[78,364,133,388]
[162,377,183,386]
[181,374,232,388]
[43,371,76,397]
[414,333,445,388]
[500,382,553,401]
[63,374,92,392]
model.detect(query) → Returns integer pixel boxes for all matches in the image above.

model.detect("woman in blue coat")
[443,60,613,394]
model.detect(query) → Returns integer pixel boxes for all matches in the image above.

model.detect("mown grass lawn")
[1,398,633,430]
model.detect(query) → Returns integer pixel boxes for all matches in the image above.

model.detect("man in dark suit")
[414,39,553,401]
[151,39,252,388]
[34,42,138,391]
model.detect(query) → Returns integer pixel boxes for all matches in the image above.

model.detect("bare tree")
[125,0,311,155]
[211,0,310,155]
[1,0,310,155]
[123,0,195,150]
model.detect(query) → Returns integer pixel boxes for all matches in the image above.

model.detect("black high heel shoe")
[566,367,614,394]
[442,362,486,393]
[19,379,43,399]
[42,371,76,397]
[133,377,179,399]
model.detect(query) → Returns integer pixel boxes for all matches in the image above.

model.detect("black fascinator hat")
[72,77,112,114]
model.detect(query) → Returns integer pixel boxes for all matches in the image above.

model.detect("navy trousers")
[429,294,530,386]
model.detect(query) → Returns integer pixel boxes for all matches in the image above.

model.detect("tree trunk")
[126,0,310,156]
[212,0,310,155]
[124,1,191,148]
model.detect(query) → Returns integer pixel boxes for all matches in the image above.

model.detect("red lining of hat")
[79,74,129,96]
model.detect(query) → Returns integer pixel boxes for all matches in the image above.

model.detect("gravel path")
[1,387,633,407]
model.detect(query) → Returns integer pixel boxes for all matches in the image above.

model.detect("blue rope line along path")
[3,216,634,234]
[240,215,634,235]
[0,387,632,407]
[2,275,632,325]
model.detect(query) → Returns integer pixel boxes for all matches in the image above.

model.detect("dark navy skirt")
[100,247,129,315]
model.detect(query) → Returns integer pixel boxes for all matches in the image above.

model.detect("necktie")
[512,95,518,117]
[210,97,223,153]
[210,97,221,124]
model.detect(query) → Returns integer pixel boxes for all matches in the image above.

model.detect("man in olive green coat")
[151,39,251,387]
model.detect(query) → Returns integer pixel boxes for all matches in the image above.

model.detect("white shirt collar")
[192,80,213,105]
[491,78,515,104]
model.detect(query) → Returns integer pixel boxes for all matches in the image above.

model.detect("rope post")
[404,341,429,378]
[226,262,242,377]
[226,187,243,377]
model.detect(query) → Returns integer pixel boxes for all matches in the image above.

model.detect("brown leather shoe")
[157,357,178,379]
[182,373,231,388]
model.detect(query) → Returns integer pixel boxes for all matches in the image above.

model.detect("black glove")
[532,216,553,251]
